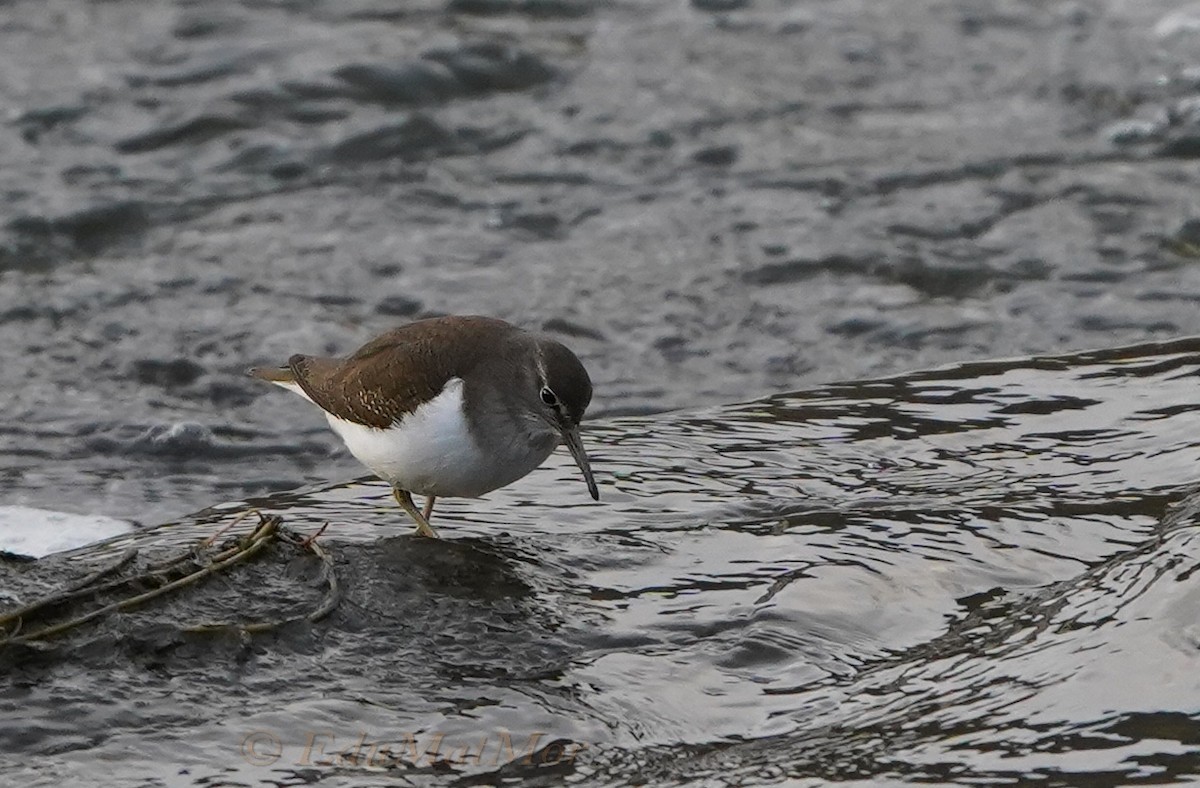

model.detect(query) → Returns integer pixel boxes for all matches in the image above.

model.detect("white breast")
[274,376,557,498]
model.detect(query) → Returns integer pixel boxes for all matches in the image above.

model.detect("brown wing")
[287,316,516,428]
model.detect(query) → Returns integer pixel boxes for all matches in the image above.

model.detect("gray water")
[6,0,1200,785]
[5,0,1200,526]
[4,339,1200,785]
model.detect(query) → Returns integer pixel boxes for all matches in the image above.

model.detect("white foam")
[0,506,134,559]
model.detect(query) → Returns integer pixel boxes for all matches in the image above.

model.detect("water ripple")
[7,339,1200,785]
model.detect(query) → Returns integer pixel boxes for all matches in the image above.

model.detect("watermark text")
[240,729,587,769]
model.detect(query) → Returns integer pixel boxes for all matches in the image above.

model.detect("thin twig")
[65,547,140,592]
[0,511,343,645]
[297,522,328,550]
[5,517,280,644]
[184,522,342,635]
[0,549,144,631]
[199,509,258,549]
[0,527,264,635]
[302,528,341,623]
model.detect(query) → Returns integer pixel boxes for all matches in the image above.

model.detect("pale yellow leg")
[392,487,439,538]
[422,495,436,522]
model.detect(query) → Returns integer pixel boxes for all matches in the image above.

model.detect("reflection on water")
[5,339,1200,785]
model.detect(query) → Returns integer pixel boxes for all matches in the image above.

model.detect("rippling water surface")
[5,339,1200,786]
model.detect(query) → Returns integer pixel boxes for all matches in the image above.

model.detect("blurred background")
[4,0,1200,524]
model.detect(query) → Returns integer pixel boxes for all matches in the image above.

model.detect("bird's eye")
[540,386,559,407]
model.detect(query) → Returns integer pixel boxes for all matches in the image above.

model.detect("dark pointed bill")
[561,426,599,500]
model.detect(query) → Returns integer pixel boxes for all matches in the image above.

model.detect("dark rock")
[115,114,250,154]
[132,358,205,388]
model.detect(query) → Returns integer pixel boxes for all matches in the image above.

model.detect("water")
[7,0,1200,528]
[6,2,1200,783]
[4,338,1200,786]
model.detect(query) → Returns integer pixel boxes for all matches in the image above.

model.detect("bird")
[248,315,598,537]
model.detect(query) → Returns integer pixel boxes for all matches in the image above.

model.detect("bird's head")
[528,337,598,501]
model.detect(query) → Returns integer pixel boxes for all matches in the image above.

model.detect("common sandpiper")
[249,315,598,537]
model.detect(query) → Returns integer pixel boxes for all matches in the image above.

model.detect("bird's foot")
[393,487,441,539]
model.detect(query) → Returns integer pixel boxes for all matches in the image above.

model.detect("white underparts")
[273,376,557,498]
